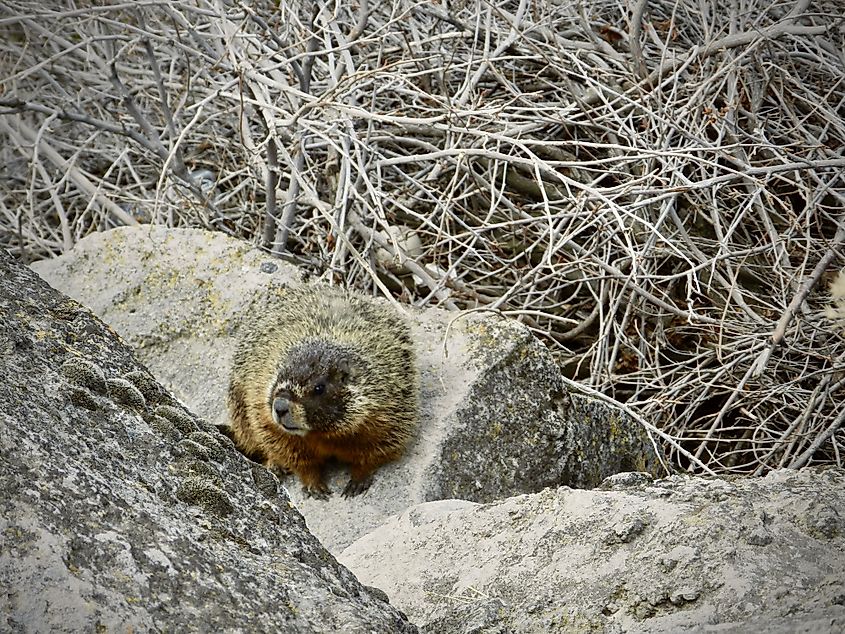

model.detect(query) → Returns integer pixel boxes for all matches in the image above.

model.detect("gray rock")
[31,227,659,552]
[339,468,845,633]
[0,248,416,633]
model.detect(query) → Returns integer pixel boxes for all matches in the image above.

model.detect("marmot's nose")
[272,396,290,423]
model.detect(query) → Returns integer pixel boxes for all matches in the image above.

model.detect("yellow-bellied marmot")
[227,285,418,499]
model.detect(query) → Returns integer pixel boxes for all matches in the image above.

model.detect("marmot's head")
[268,340,363,436]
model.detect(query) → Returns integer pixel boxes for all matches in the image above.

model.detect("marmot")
[227,285,419,499]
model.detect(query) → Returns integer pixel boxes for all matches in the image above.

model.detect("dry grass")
[1,0,844,476]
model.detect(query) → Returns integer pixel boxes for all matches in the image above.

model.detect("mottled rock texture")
[0,248,416,633]
[340,468,845,633]
[32,226,659,551]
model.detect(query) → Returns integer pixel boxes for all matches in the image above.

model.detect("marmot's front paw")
[267,463,292,477]
[342,475,373,498]
[303,482,331,500]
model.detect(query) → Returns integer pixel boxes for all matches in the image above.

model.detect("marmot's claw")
[304,483,331,500]
[342,475,373,498]
[269,464,292,478]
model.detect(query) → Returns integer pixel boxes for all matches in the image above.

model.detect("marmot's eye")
[313,383,326,396]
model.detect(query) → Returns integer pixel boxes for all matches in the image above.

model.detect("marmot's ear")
[336,358,350,382]
[336,358,358,384]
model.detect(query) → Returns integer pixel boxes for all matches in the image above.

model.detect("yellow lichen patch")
[176,476,233,517]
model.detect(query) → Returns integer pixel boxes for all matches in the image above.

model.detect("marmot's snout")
[272,396,309,435]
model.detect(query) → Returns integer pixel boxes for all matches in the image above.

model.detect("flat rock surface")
[32,226,659,552]
[339,468,845,633]
[0,248,415,633]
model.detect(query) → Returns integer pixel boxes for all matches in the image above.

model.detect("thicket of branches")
[1,0,843,476]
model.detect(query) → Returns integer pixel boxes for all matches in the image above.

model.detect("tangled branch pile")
[1,0,844,476]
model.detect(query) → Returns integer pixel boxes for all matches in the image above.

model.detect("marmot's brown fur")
[227,285,418,498]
